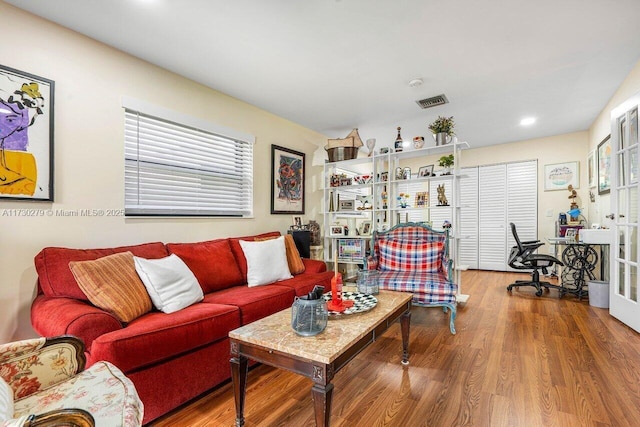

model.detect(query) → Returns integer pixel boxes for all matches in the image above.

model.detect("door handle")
[606,213,615,220]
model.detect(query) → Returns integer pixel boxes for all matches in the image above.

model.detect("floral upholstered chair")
[370,222,457,334]
[0,336,143,427]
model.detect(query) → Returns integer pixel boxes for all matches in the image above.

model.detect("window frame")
[122,97,254,218]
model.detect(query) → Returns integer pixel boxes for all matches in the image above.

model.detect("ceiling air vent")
[416,94,449,109]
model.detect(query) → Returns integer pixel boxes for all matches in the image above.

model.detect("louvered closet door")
[459,167,479,269]
[506,160,538,271]
[479,164,507,270]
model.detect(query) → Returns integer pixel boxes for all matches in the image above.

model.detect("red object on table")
[327,272,353,312]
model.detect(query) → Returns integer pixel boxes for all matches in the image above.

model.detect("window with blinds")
[123,103,253,217]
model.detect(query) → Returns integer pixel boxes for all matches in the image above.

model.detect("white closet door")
[479,164,507,270]
[506,161,538,270]
[459,167,479,269]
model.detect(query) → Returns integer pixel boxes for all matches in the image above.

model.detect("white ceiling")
[6,0,640,149]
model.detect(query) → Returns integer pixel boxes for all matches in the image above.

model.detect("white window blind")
[124,108,253,217]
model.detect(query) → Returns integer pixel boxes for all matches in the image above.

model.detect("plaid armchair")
[0,336,142,427]
[370,222,457,334]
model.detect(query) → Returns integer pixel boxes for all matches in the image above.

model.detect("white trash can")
[588,280,609,308]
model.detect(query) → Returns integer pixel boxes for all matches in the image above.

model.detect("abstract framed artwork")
[544,161,579,191]
[0,65,54,201]
[271,144,305,214]
[597,135,612,195]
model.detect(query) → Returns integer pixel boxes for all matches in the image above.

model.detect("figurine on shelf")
[356,194,373,210]
[567,184,579,221]
[403,167,411,180]
[437,184,449,206]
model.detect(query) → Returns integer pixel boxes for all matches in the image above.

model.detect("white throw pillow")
[134,254,204,314]
[0,377,13,422]
[239,236,293,287]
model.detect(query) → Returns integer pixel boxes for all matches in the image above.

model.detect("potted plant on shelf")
[438,154,454,175]
[428,116,455,146]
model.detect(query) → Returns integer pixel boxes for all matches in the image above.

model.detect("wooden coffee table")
[229,290,412,427]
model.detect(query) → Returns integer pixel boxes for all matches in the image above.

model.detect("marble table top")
[229,289,412,364]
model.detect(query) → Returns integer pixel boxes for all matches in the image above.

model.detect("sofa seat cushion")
[166,239,244,293]
[87,303,240,372]
[35,242,168,301]
[13,361,143,427]
[202,285,295,325]
[378,271,457,305]
[276,271,334,296]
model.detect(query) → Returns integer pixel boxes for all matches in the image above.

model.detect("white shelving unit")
[322,157,375,277]
[322,140,470,301]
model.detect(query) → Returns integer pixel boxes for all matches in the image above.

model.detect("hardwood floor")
[150,270,640,426]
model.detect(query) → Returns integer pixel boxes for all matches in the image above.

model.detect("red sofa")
[31,231,333,424]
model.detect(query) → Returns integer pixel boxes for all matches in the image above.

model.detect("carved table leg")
[311,383,334,427]
[230,345,248,427]
[401,309,411,365]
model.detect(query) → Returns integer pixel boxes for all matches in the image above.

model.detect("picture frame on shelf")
[544,161,579,191]
[379,171,388,182]
[338,200,355,212]
[339,177,352,186]
[0,65,55,201]
[329,225,345,237]
[359,221,372,236]
[415,191,429,207]
[292,216,302,228]
[418,165,434,177]
[271,144,305,214]
[597,135,611,195]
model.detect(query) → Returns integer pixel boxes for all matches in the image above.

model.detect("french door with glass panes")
[609,93,640,332]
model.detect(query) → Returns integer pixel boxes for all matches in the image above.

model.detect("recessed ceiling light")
[520,117,536,126]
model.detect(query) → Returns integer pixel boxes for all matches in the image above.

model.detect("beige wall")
[401,132,589,241]
[0,4,327,342]
[588,59,640,226]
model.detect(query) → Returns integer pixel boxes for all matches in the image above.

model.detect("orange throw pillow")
[69,251,152,323]
[255,234,305,275]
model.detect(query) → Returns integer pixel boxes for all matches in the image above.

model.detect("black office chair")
[506,223,563,296]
